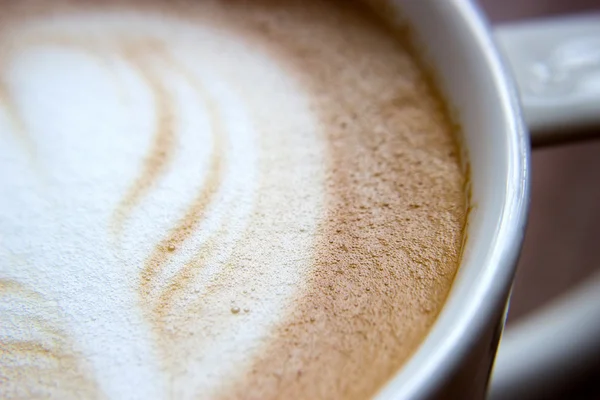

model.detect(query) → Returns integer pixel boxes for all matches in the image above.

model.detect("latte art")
[0,1,467,399]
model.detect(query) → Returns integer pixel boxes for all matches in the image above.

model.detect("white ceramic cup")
[373,1,600,399]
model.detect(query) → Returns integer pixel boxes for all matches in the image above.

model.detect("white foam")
[0,10,325,400]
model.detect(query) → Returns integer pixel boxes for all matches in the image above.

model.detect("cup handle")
[488,14,600,400]
[494,13,600,147]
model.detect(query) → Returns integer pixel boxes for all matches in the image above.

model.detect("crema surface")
[0,1,467,399]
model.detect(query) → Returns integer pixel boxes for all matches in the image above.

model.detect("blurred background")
[478,0,600,399]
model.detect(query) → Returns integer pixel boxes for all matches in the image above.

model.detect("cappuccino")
[0,1,466,399]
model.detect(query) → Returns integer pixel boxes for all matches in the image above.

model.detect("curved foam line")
[113,41,177,234]
[137,47,227,323]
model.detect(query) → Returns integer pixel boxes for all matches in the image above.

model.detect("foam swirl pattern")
[0,1,467,399]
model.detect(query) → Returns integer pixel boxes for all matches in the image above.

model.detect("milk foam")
[0,9,325,400]
[0,2,467,399]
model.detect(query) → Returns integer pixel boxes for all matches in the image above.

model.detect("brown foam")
[204,1,466,399]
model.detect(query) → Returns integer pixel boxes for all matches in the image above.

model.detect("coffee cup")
[1,1,599,399]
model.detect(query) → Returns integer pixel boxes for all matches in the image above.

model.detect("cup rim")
[374,1,530,398]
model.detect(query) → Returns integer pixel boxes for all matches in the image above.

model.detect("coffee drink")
[0,1,466,399]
